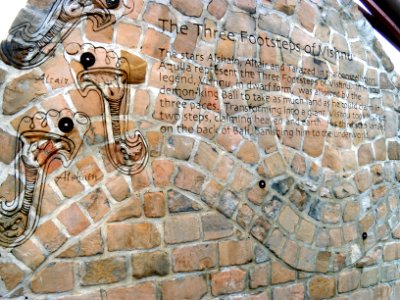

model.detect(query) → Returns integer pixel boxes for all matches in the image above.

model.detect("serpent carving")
[0,0,134,69]
[0,109,90,247]
[66,43,149,175]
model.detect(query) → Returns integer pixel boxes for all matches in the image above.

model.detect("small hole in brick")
[58,117,74,133]
[362,232,368,240]
[80,52,96,69]
[259,180,266,189]
[106,0,120,9]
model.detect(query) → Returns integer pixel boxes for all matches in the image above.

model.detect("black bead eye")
[80,52,96,69]
[58,117,74,133]
[106,0,120,9]
[362,232,368,240]
[259,180,266,189]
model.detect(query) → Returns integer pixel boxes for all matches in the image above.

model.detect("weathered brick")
[173,243,218,272]
[81,257,126,286]
[144,192,166,218]
[116,22,141,48]
[171,0,203,17]
[273,283,305,299]
[275,0,297,14]
[237,204,255,228]
[107,196,142,222]
[55,171,84,198]
[174,164,205,194]
[58,228,103,258]
[35,220,67,253]
[361,267,379,287]
[161,275,208,299]
[0,129,16,164]
[152,159,175,187]
[164,136,194,160]
[263,153,286,178]
[107,223,161,251]
[3,70,47,115]
[218,190,240,217]
[105,175,131,202]
[338,269,360,293]
[309,276,336,300]
[195,142,219,172]
[132,251,169,278]
[208,0,228,19]
[211,268,247,296]
[202,213,234,240]
[31,262,74,293]
[75,156,103,186]
[165,215,200,244]
[12,240,45,270]
[278,206,299,233]
[271,261,296,284]
[57,203,91,236]
[219,239,253,266]
[251,217,271,242]
[106,282,157,300]
[250,263,270,288]
[79,188,110,222]
[168,189,202,213]
[0,263,24,291]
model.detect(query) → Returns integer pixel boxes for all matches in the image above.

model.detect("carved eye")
[58,117,74,133]
[106,0,120,9]
[259,180,266,189]
[80,52,96,69]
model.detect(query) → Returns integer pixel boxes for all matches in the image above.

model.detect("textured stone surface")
[0,0,399,299]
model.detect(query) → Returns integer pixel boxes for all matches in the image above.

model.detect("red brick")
[107,223,161,251]
[207,0,228,19]
[211,268,247,296]
[174,164,205,194]
[105,175,131,202]
[81,257,127,286]
[273,284,305,299]
[271,261,296,284]
[107,282,157,300]
[250,263,270,289]
[107,196,142,222]
[142,29,170,60]
[152,159,175,187]
[75,156,103,186]
[58,228,103,258]
[132,251,170,278]
[131,169,151,190]
[219,240,253,266]
[79,188,110,222]
[0,129,16,164]
[161,275,208,299]
[0,263,24,291]
[173,244,218,272]
[171,0,203,17]
[12,240,45,270]
[31,262,74,293]
[143,191,165,217]
[57,203,91,236]
[55,171,84,198]
[35,220,67,252]
[116,23,141,48]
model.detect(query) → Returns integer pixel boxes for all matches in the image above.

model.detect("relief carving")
[0,109,90,247]
[0,0,134,69]
[66,43,149,175]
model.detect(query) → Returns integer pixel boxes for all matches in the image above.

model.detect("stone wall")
[0,0,399,299]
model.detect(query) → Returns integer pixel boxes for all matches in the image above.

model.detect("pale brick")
[165,215,200,244]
